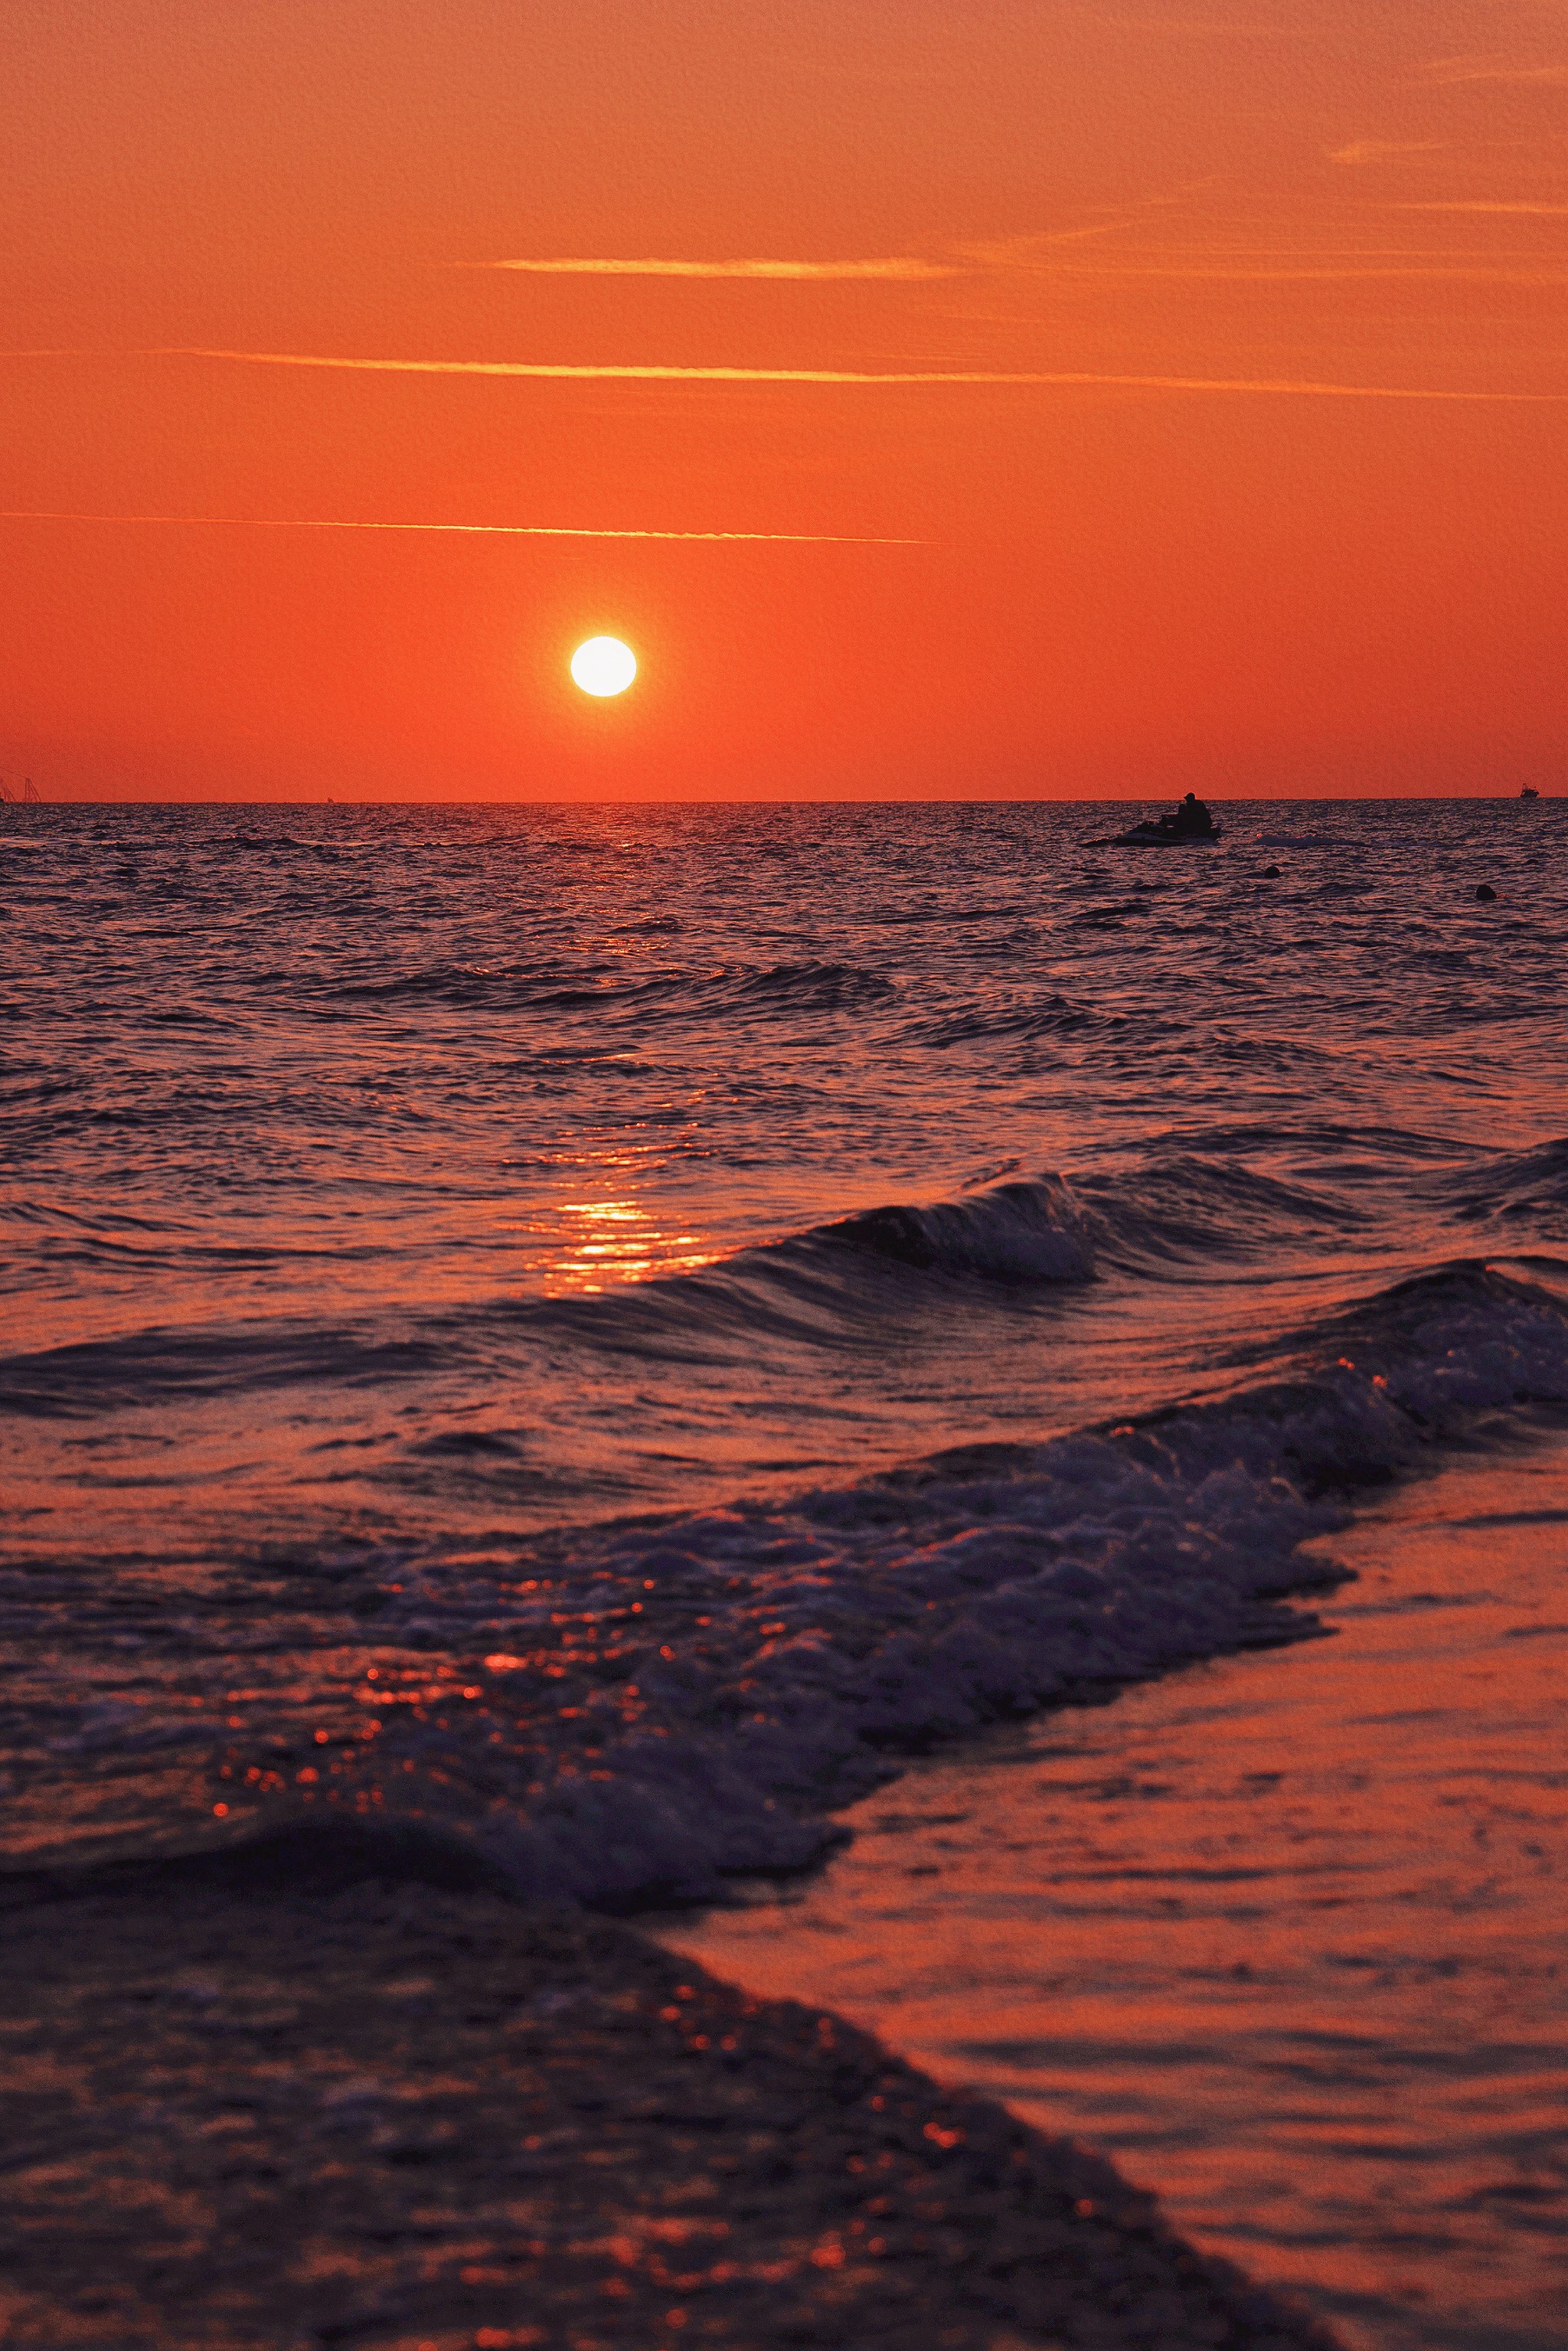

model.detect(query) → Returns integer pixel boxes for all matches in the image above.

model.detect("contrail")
[0,511,918,544]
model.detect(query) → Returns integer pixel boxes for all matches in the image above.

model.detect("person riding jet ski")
[1115,791,1219,846]
[1160,792,1216,839]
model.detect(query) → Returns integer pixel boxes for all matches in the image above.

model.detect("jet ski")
[1110,817,1223,847]
[1082,793,1222,848]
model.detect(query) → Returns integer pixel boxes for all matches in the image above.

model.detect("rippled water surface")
[8,800,1566,1547]
[3,797,1568,2336]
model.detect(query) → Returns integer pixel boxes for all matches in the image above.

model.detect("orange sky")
[2,0,1565,799]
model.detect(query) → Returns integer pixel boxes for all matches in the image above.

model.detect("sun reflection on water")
[506,1196,718,1295]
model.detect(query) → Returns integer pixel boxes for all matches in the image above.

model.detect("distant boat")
[1521,785,1540,801]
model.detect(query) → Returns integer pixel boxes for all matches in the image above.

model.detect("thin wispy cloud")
[155,348,1568,401]
[0,511,918,544]
[958,224,1138,268]
[1083,11,1305,36]
[1328,140,1444,165]
[1388,201,1568,215]
[7,348,1562,403]
[479,256,958,279]
[1048,260,1568,281]
[1425,57,1568,86]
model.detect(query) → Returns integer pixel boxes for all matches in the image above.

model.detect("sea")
[3,798,1566,2344]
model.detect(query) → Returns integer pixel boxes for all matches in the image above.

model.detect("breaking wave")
[45,1259,1562,1911]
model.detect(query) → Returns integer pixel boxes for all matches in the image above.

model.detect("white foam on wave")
[363,1265,1568,1910]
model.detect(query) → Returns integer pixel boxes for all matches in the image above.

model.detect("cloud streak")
[0,511,918,544]
[480,256,957,279]
[1425,57,1568,86]
[1388,201,1568,216]
[1328,139,1444,164]
[5,348,1562,403]
[1018,260,1568,282]
[154,348,1568,402]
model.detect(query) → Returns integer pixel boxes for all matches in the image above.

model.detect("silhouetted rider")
[1161,792,1214,839]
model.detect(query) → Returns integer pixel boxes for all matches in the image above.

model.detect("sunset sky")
[3,0,1565,800]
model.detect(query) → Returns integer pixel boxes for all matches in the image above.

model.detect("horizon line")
[15,789,1556,808]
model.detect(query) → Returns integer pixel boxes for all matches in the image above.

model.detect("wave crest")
[813,1177,1094,1283]
[1435,1136,1568,1233]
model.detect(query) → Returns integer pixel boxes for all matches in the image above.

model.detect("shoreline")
[656,1434,1568,2349]
[7,1429,1566,2349]
[0,1862,1340,2350]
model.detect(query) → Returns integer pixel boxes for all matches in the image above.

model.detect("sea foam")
[345,1262,1568,1909]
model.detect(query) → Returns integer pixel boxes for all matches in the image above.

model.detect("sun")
[570,636,637,697]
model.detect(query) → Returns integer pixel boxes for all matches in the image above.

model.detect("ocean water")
[2,798,1566,2324]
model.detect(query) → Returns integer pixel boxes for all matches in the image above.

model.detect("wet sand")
[0,1853,1338,2350]
[658,1436,1568,2351]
